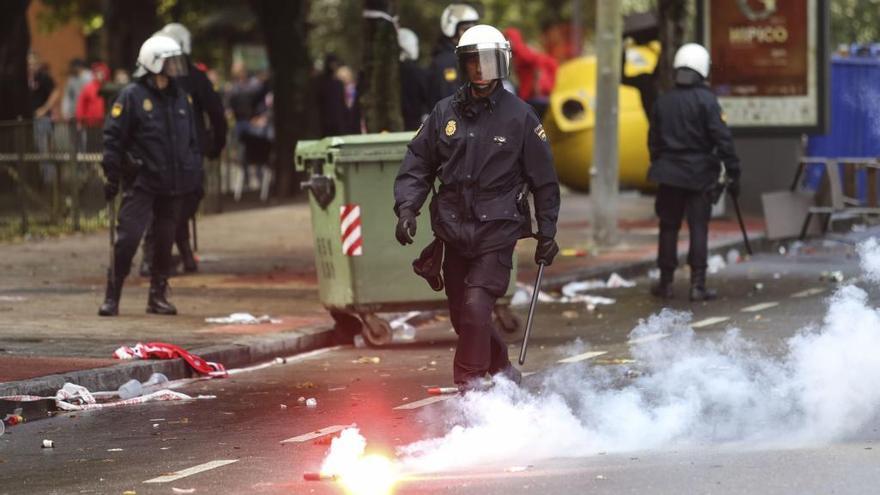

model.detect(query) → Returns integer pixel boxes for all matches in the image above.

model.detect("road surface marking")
[394,396,452,410]
[741,302,779,312]
[558,351,608,364]
[691,316,730,328]
[228,346,342,375]
[791,287,825,298]
[280,424,356,444]
[522,371,537,377]
[627,333,670,345]
[144,460,238,483]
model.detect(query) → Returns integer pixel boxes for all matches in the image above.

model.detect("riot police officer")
[140,22,228,275]
[647,43,740,301]
[427,3,480,106]
[98,35,202,316]
[394,25,561,389]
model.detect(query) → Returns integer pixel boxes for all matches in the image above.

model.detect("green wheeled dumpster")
[294,132,520,346]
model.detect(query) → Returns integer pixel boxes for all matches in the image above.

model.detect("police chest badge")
[110,102,123,118]
[534,124,547,142]
[443,68,457,82]
[142,98,153,112]
[445,119,457,137]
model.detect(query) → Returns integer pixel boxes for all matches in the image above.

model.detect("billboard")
[701,0,827,133]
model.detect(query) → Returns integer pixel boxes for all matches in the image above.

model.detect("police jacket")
[395,84,561,257]
[427,38,461,106]
[102,77,202,196]
[400,60,429,131]
[179,61,227,159]
[647,79,740,192]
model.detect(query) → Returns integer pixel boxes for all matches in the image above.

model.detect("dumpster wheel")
[361,313,393,347]
[330,310,363,344]
[494,306,521,334]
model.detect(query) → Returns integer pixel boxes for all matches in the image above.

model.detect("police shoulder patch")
[720,111,728,123]
[186,94,193,105]
[534,124,547,142]
[111,102,123,118]
[443,67,457,82]
[445,119,457,137]
[142,98,153,112]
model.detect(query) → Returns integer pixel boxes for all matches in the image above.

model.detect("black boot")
[179,242,198,273]
[650,270,674,299]
[98,272,124,316]
[146,277,177,315]
[689,269,717,302]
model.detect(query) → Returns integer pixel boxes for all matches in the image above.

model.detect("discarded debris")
[0,295,25,302]
[725,249,741,265]
[596,474,606,480]
[505,465,532,472]
[112,342,227,377]
[171,488,196,494]
[561,280,605,297]
[707,254,727,274]
[647,268,661,280]
[41,439,54,448]
[106,448,123,452]
[306,398,318,408]
[560,248,588,257]
[280,404,288,410]
[303,472,337,482]
[274,357,286,364]
[352,356,381,364]
[606,273,636,288]
[820,271,845,283]
[204,313,281,325]
[562,310,579,319]
[295,381,317,389]
[297,396,306,403]
[754,282,764,291]
[427,387,460,395]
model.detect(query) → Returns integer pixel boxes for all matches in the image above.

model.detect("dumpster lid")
[295,132,416,165]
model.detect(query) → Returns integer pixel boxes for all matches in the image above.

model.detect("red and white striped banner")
[340,204,363,256]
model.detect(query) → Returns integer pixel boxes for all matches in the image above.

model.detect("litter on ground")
[204,313,281,325]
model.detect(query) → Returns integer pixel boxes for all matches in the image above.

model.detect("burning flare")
[319,428,399,495]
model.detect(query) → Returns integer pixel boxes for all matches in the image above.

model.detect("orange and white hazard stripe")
[340,204,363,256]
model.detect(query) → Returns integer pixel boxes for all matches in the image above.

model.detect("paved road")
[3,239,880,494]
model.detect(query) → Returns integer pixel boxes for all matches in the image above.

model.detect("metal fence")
[0,119,231,240]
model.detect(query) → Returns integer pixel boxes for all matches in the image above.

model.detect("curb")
[0,324,336,414]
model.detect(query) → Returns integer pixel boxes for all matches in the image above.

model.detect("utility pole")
[591,0,622,246]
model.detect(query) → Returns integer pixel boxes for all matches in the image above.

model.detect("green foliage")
[830,0,880,45]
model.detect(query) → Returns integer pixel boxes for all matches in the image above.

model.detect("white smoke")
[397,239,880,474]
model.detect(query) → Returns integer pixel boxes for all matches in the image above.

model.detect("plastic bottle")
[143,372,169,387]
[117,379,143,399]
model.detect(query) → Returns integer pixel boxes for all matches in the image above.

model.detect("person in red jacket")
[75,62,110,127]
[503,27,558,116]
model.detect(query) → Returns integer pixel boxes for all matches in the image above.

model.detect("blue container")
[806,56,880,198]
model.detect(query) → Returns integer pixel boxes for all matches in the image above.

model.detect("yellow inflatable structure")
[543,43,658,191]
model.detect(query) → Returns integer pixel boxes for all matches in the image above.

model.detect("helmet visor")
[457,48,509,84]
[161,54,188,77]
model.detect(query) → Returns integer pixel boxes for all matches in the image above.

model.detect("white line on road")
[394,396,452,410]
[144,460,238,483]
[740,302,779,313]
[627,333,670,345]
[558,351,608,364]
[280,424,356,444]
[691,316,730,328]
[227,346,343,375]
[790,287,825,298]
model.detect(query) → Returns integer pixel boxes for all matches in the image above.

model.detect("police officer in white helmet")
[398,28,430,131]
[427,3,480,105]
[395,25,560,391]
[98,35,201,317]
[647,43,741,302]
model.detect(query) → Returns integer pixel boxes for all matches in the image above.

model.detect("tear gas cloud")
[396,239,880,474]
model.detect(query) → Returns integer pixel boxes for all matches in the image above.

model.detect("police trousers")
[655,184,711,277]
[114,188,182,280]
[142,189,201,264]
[443,243,515,384]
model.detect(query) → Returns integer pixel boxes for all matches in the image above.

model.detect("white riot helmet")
[456,25,511,87]
[133,35,188,78]
[160,22,192,55]
[441,3,480,39]
[673,42,710,79]
[398,28,419,62]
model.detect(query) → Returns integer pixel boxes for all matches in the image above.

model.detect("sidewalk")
[0,191,764,399]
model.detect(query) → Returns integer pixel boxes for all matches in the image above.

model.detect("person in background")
[98,35,201,317]
[647,43,740,302]
[398,27,430,131]
[316,54,349,137]
[61,58,92,122]
[75,62,110,128]
[427,3,480,106]
[29,52,61,184]
[503,27,558,117]
[335,65,361,134]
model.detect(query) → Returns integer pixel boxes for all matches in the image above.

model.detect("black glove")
[535,236,559,266]
[727,179,740,199]
[103,180,119,202]
[395,210,417,245]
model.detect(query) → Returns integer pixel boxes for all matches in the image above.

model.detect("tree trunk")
[251,0,312,198]
[103,0,158,72]
[0,0,31,121]
[361,0,402,133]
[656,0,688,93]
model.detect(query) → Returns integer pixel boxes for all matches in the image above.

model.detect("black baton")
[730,192,753,256]
[518,262,545,366]
[108,198,117,281]
[191,215,198,252]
